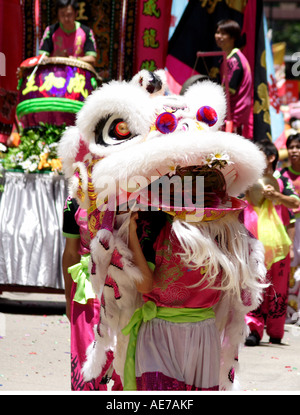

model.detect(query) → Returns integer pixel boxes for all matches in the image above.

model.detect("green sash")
[121,301,215,390]
[68,254,96,304]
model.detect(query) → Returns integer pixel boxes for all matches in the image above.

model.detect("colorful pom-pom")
[155,112,178,134]
[196,106,218,127]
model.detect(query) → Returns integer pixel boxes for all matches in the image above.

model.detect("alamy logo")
[95,174,205,221]
[291,53,300,77]
[291,312,300,337]
[0,52,6,76]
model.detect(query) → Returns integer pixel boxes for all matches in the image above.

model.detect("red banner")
[134,0,172,74]
[0,0,23,139]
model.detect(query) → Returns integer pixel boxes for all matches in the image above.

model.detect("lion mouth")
[117,165,232,213]
[168,166,229,208]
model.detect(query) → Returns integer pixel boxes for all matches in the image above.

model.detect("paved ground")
[0,291,299,393]
[0,291,70,391]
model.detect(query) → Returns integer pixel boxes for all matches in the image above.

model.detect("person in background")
[214,19,252,138]
[39,0,97,66]
[280,133,300,324]
[243,139,300,346]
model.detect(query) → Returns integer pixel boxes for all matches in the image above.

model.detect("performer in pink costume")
[59,71,267,391]
[243,140,300,345]
[62,197,122,390]
[215,19,252,138]
[127,212,222,390]
[280,133,300,323]
[39,0,97,66]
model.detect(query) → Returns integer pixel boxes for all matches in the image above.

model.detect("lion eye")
[95,116,134,146]
[112,120,131,140]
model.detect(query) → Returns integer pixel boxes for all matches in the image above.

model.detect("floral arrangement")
[203,151,233,169]
[2,123,66,173]
[168,151,233,176]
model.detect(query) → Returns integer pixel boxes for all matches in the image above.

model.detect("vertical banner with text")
[134,0,172,73]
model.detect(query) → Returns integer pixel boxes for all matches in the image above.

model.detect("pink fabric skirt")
[70,283,122,391]
[135,318,220,391]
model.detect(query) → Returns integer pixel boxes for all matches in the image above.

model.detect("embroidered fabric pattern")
[136,372,219,391]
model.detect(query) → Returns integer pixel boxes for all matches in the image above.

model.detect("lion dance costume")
[59,70,267,391]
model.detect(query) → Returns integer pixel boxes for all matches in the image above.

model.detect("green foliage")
[271,20,300,55]
[2,123,66,173]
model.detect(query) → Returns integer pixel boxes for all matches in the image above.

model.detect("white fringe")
[82,225,143,383]
[171,213,267,296]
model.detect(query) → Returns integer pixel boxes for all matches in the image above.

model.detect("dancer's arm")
[129,212,153,293]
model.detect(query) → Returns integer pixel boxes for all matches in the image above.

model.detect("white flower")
[30,163,38,172]
[211,151,226,161]
[29,155,39,162]
[204,155,213,167]
[15,152,24,162]
[29,162,38,172]
[203,151,233,168]
[0,144,7,152]
[21,159,31,172]
[211,151,233,164]
[168,163,178,176]
[21,157,38,173]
